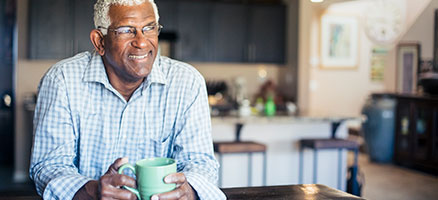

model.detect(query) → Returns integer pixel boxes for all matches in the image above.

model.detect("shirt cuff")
[185,172,226,200]
[43,174,92,200]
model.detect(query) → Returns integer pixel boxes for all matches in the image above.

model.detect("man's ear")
[90,29,105,56]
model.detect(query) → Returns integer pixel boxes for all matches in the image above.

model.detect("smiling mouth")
[128,51,152,59]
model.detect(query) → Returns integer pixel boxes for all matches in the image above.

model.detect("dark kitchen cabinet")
[159,0,286,63]
[175,1,212,62]
[73,0,95,53]
[29,0,73,59]
[29,0,95,59]
[155,0,178,32]
[210,3,248,62]
[394,95,438,175]
[28,0,287,63]
[248,4,286,63]
[178,2,286,63]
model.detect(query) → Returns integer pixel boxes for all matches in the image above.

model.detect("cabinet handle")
[248,44,256,62]
[3,94,12,108]
[248,44,252,62]
[252,45,257,62]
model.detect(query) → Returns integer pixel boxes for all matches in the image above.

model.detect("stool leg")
[218,153,223,187]
[338,148,342,190]
[313,149,318,183]
[263,151,267,186]
[299,146,303,184]
[248,152,252,186]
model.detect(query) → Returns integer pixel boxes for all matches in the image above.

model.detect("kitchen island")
[211,115,358,191]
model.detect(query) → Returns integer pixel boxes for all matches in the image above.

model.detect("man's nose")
[131,32,149,48]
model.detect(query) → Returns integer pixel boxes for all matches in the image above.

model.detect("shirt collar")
[146,55,167,85]
[83,52,167,87]
[82,52,111,87]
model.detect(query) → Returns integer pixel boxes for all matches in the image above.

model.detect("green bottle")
[264,96,276,117]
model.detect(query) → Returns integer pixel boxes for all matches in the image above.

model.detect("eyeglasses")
[99,24,163,39]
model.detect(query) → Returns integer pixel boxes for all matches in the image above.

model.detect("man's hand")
[73,157,137,200]
[151,173,197,200]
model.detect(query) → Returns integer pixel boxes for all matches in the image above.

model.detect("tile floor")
[354,153,438,200]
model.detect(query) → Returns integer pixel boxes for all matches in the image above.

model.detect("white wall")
[298,0,431,117]
[400,0,438,59]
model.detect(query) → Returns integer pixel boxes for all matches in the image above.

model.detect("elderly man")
[29,0,225,199]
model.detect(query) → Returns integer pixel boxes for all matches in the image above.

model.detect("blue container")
[361,94,396,163]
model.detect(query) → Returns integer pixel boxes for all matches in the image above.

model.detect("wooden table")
[0,184,365,200]
[222,184,365,200]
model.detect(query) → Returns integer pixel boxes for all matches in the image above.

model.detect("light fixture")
[310,0,324,3]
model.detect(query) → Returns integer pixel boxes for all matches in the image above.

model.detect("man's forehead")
[108,2,156,22]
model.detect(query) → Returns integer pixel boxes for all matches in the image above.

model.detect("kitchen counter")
[211,115,360,125]
[211,114,360,191]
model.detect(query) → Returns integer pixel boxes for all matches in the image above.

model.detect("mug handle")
[118,164,141,200]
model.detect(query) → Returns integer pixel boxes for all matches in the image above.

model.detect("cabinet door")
[73,0,95,53]
[248,4,286,64]
[412,101,434,162]
[175,2,211,62]
[29,0,73,59]
[156,0,178,32]
[394,99,413,165]
[210,3,248,62]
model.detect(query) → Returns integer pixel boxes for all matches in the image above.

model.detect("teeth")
[129,54,148,59]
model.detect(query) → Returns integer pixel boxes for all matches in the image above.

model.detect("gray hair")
[94,0,160,35]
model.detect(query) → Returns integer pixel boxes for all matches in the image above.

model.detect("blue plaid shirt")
[30,52,225,200]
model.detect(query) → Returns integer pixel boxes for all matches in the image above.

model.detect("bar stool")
[214,141,267,187]
[298,119,359,190]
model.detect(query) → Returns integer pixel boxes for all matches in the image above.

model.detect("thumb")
[106,157,129,175]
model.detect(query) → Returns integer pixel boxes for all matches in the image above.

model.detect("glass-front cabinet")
[394,95,438,175]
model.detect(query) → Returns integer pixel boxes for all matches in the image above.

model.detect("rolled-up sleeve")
[30,71,90,200]
[173,76,226,200]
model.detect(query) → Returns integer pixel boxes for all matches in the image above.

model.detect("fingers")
[153,182,194,200]
[164,173,186,186]
[100,186,137,200]
[106,157,129,174]
[153,173,196,200]
[99,174,137,200]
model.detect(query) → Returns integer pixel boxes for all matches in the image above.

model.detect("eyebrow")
[145,21,157,26]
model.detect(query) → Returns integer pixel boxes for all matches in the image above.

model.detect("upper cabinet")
[29,0,95,59]
[175,1,212,62]
[157,0,287,64]
[29,0,287,64]
[29,0,73,59]
[210,3,248,62]
[247,4,286,63]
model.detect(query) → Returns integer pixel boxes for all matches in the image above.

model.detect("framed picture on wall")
[396,43,421,94]
[320,15,359,69]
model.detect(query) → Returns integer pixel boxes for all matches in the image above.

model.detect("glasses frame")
[98,24,163,39]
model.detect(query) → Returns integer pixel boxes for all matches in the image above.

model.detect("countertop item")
[211,115,361,125]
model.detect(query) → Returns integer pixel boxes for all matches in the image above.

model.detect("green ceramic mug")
[118,157,177,200]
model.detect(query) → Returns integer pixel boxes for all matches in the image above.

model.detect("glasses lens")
[142,24,162,36]
[114,27,135,38]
